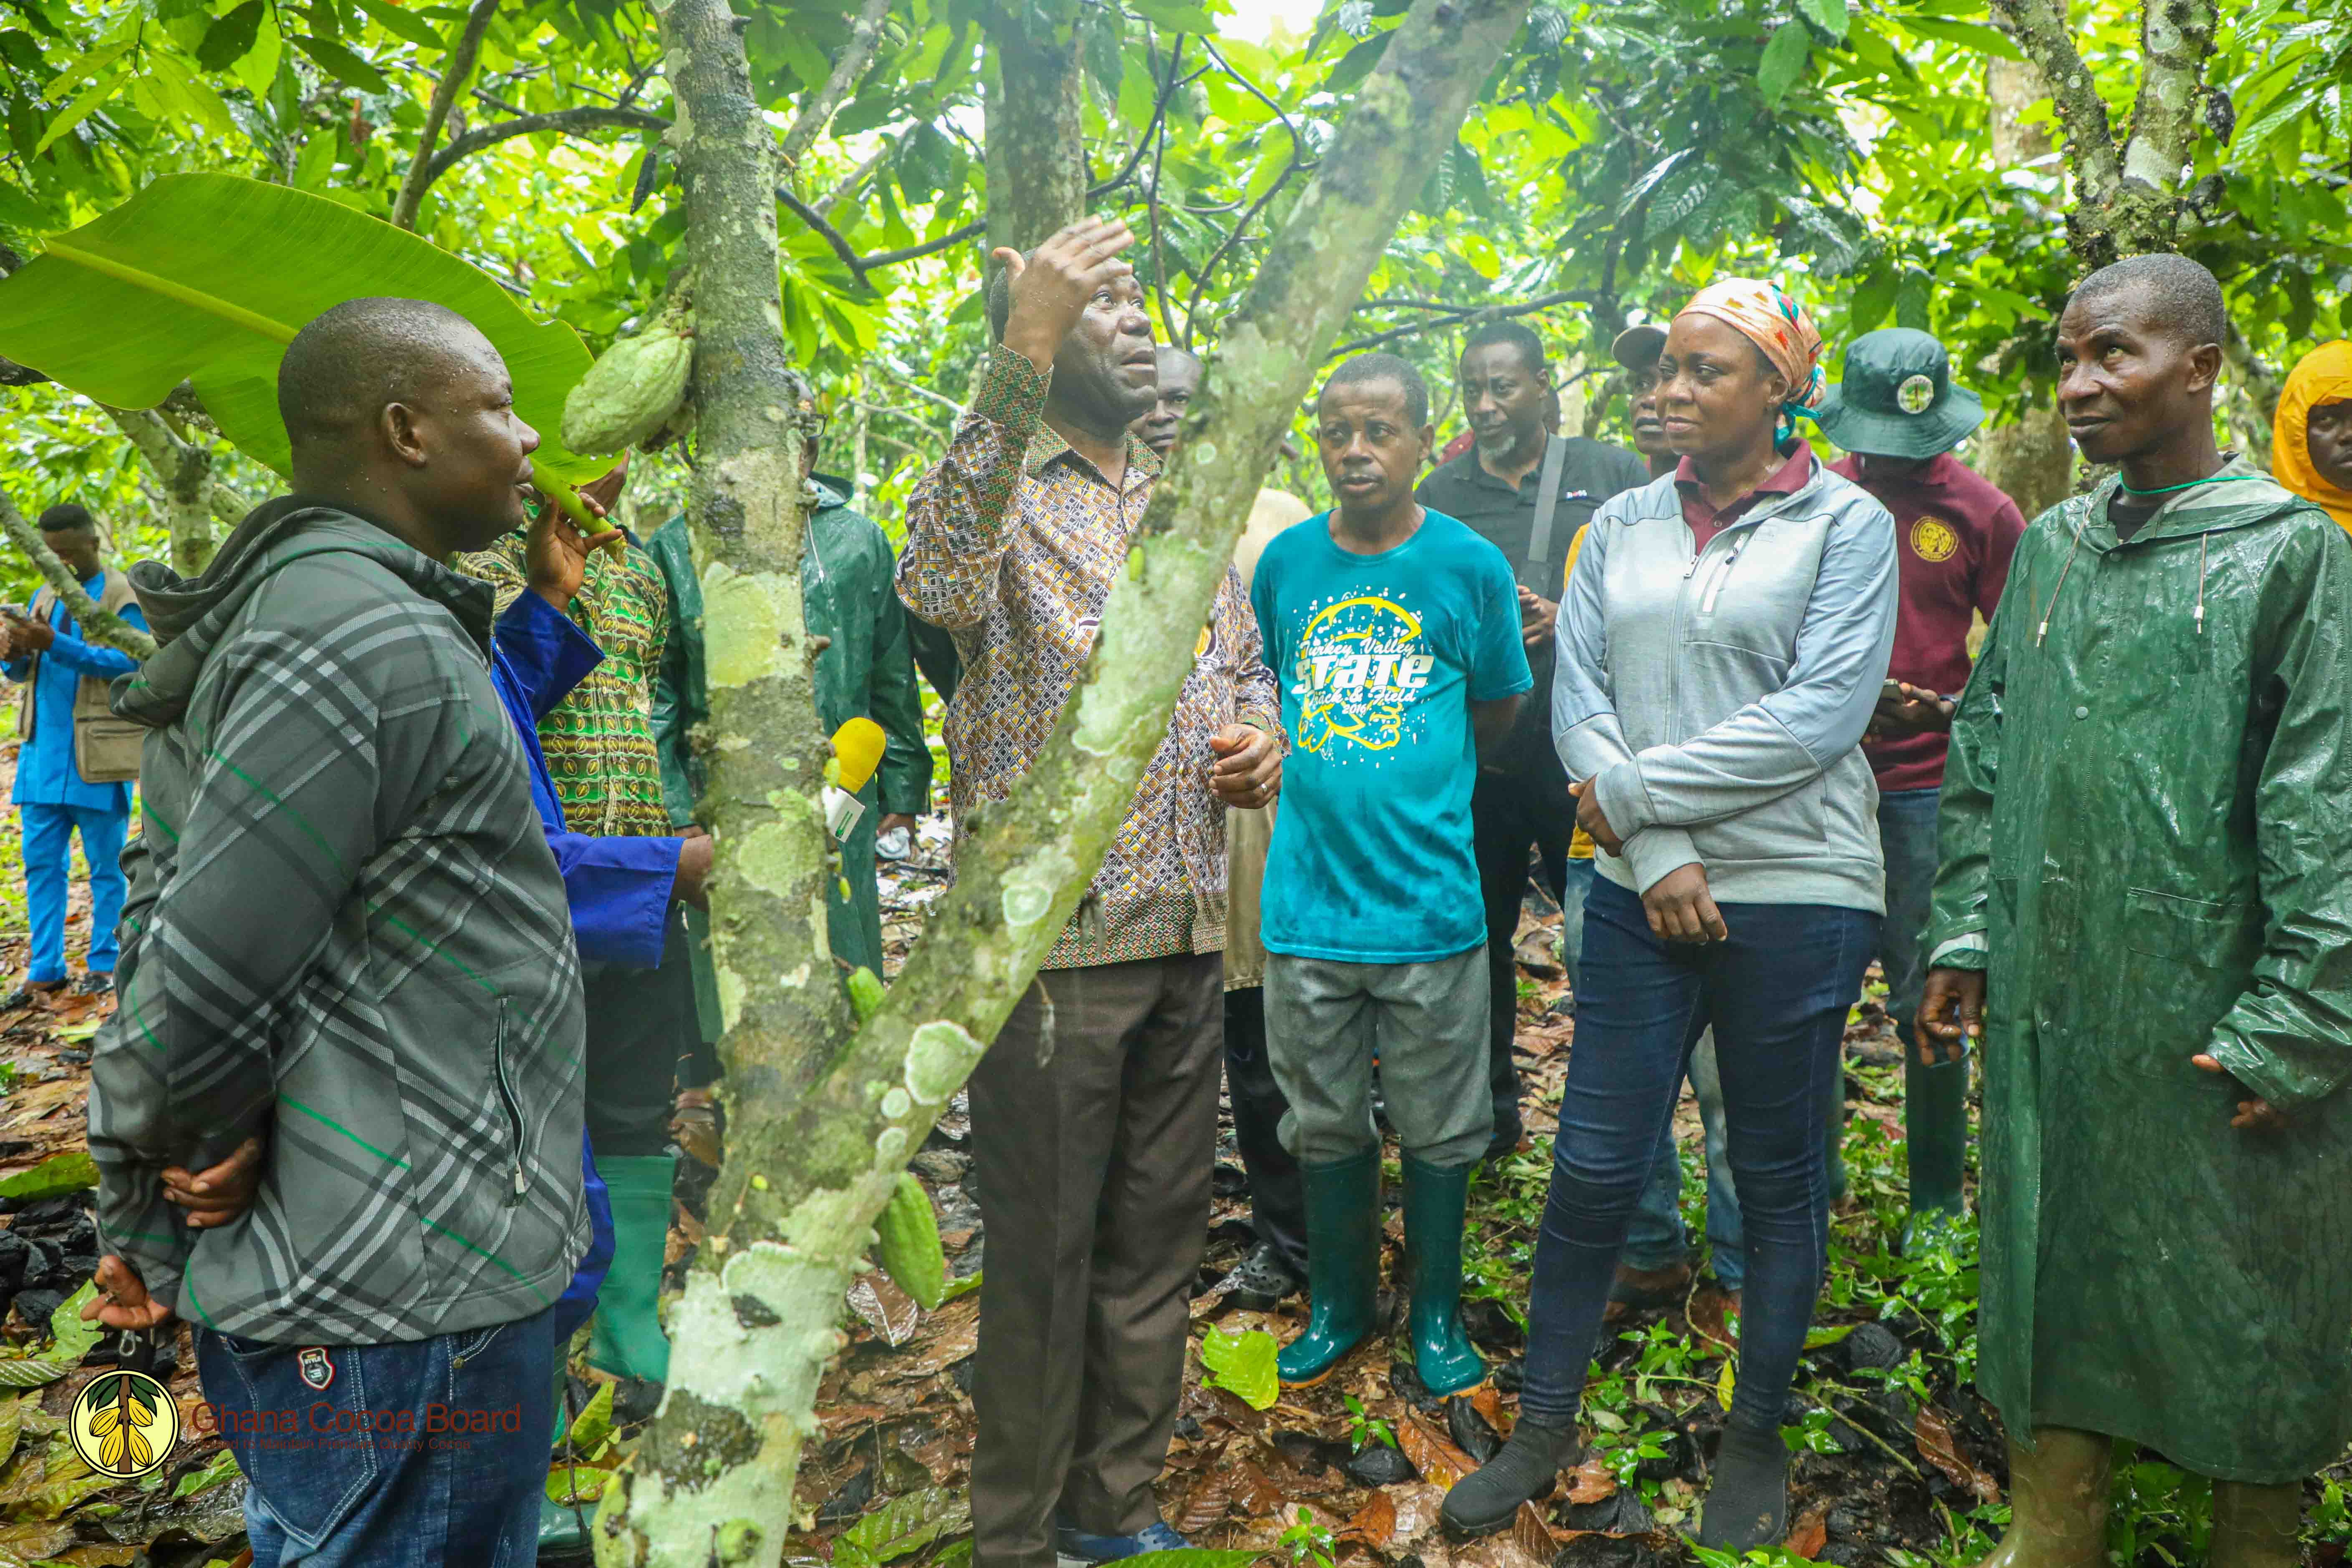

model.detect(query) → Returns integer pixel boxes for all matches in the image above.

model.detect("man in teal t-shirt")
[1252,353,1530,1401]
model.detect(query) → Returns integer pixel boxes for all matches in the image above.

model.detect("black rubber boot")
[1439,1418,1582,1537]
[1697,1421,1789,1551]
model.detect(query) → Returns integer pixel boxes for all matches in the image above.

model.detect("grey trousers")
[1263,946,1493,1168]
[966,951,1224,1568]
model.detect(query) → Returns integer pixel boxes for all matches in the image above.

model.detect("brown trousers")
[967,951,1224,1568]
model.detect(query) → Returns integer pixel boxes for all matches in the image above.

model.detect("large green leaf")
[0,172,603,495]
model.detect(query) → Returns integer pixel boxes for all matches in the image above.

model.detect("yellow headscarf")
[2272,341,2352,534]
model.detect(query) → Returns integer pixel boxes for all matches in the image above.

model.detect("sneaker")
[1221,1240,1303,1312]
[1055,1519,1190,1563]
[72,972,114,997]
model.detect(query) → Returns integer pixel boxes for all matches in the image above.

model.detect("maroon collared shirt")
[1673,439,1815,551]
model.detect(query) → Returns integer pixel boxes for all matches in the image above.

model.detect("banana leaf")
[0,172,606,520]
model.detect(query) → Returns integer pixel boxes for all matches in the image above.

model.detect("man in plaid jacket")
[84,297,588,1568]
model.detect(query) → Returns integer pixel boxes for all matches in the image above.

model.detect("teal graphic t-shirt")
[1252,508,1532,963]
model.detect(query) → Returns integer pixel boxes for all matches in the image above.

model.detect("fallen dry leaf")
[1396,1408,1479,1491]
[885,1296,979,1380]
[1564,1454,1618,1505]
[1471,1384,1512,1438]
[1511,1500,1558,1560]
[847,1273,922,1346]
[1454,1531,1547,1568]
[1386,1482,1447,1544]
[670,1089,724,1168]
[1175,1462,1237,1534]
[1232,1459,1287,1518]
[1339,1488,1396,1547]
[1915,1406,2001,1504]
[1787,1508,1829,1559]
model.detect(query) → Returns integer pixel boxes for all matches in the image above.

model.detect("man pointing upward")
[896,218,1285,1568]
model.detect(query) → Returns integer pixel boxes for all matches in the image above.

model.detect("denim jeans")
[1557,857,1597,989]
[1519,877,1876,1434]
[1620,1030,1750,1287]
[196,1306,557,1568]
[1875,786,1967,1214]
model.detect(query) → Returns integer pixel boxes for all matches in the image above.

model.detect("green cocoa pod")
[847,966,885,1024]
[875,1171,945,1309]
[562,318,693,454]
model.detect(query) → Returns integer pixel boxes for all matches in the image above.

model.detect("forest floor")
[0,757,2345,1566]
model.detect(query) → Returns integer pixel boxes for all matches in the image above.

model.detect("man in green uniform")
[649,431,931,983]
[1920,253,2352,1567]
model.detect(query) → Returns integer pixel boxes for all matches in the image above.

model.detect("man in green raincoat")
[1921,253,2352,1568]
[649,437,933,986]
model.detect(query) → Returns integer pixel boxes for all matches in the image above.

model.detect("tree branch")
[1987,0,2125,232]
[391,0,503,231]
[423,105,671,191]
[1328,290,1595,358]
[812,143,891,220]
[2116,0,2217,247]
[101,406,217,575]
[0,488,157,660]
[778,0,893,174]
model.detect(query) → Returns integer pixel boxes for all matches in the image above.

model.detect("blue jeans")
[1557,857,1597,988]
[196,1306,557,1567]
[1875,786,1968,1214]
[19,801,127,982]
[1620,1031,1751,1288]
[1520,877,1876,1433]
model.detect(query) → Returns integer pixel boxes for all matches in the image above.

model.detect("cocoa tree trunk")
[591,0,1532,1563]
[103,406,217,575]
[1972,54,2075,518]
[983,17,1086,259]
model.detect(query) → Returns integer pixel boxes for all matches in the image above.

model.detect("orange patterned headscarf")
[2272,341,2352,534]
[1676,278,1827,436]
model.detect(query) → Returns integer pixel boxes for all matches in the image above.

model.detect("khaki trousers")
[967,951,1224,1568]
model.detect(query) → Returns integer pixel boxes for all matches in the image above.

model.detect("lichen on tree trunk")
[594,2,1531,1563]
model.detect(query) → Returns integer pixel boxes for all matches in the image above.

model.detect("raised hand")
[525,475,626,610]
[996,217,1139,374]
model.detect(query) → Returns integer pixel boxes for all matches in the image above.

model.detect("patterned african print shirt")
[898,349,1285,971]
[463,532,673,838]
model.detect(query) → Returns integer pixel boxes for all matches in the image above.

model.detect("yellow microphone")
[824,717,886,839]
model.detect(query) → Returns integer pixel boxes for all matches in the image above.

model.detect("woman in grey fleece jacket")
[1444,282,1897,1552]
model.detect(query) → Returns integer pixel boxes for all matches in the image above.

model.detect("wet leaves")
[1913,1406,2000,1504]
[1394,1409,1477,1491]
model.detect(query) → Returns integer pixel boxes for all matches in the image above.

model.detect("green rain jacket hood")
[88,497,590,1345]
[1926,457,2352,1481]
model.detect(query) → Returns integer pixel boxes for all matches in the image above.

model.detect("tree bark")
[0,489,157,659]
[1973,54,2075,519]
[591,0,1530,1563]
[391,0,502,231]
[983,17,1086,260]
[1988,0,2216,265]
[103,406,217,575]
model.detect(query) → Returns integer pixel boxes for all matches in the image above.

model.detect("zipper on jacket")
[492,1002,527,1204]
[1698,535,1753,613]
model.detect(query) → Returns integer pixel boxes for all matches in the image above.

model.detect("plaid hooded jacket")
[88,499,589,1345]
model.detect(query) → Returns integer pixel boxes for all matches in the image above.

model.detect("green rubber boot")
[588,1155,676,1385]
[1276,1150,1381,1386]
[1400,1153,1485,1396]
[1903,1040,1968,1228]
[540,1365,588,1553]
[1968,1428,2112,1568]
[2210,1480,2304,1568]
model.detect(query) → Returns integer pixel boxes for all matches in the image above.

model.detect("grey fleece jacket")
[1552,459,1899,913]
[88,498,588,1345]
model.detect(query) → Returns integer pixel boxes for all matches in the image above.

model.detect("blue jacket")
[492,590,680,968]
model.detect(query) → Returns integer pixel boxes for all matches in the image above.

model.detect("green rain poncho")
[1925,458,2352,1482]
[648,477,933,979]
